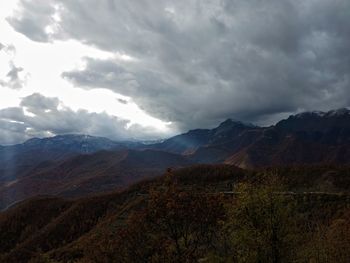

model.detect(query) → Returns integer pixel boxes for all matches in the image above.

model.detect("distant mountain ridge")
[149,119,256,154]
[276,108,350,133]
[225,108,350,167]
[1,108,350,210]
[0,134,141,184]
[4,134,140,151]
[150,108,350,167]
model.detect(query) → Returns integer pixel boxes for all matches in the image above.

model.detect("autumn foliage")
[108,171,225,262]
[1,165,350,262]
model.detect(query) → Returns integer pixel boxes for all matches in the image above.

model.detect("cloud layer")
[7,0,350,131]
[0,93,163,145]
[0,43,27,90]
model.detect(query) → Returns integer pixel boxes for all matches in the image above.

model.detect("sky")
[0,0,349,144]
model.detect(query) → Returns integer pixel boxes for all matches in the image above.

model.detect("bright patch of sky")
[0,1,170,133]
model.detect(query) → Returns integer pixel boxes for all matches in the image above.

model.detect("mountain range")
[0,134,141,183]
[155,108,350,167]
[0,108,350,210]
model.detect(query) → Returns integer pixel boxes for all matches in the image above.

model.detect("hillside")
[0,149,191,210]
[1,164,350,262]
[0,134,141,185]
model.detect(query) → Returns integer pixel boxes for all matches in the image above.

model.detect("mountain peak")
[276,107,350,132]
[293,108,350,119]
[16,134,136,155]
[325,108,350,117]
[22,134,116,145]
[217,119,255,129]
[293,111,326,119]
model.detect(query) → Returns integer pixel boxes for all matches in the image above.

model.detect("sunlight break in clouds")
[0,1,172,144]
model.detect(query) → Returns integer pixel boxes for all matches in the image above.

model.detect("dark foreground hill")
[1,164,350,263]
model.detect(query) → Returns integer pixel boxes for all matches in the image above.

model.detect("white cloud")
[0,93,168,144]
[0,3,171,144]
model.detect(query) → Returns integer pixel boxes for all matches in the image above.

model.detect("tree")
[302,210,350,263]
[114,172,225,263]
[225,175,299,263]
[28,254,58,263]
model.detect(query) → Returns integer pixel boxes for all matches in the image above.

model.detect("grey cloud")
[0,107,27,123]
[8,0,350,130]
[0,128,29,145]
[0,43,16,55]
[20,93,59,114]
[0,44,26,90]
[0,62,26,90]
[7,0,57,42]
[117,98,128,105]
[4,44,16,55]
[0,93,162,145]
[0,108,28,145]
[0,119,26,133]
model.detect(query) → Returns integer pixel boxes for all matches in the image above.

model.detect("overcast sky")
[0,0,349,144]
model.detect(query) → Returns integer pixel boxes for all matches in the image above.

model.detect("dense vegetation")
[1,164,350,262]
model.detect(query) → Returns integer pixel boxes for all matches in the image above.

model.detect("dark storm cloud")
[8,0,350,130]
[0,93,162,145]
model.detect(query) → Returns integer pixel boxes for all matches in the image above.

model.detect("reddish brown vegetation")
[1,164,350,262]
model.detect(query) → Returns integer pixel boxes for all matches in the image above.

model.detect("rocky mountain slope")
[152,108,350,167]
